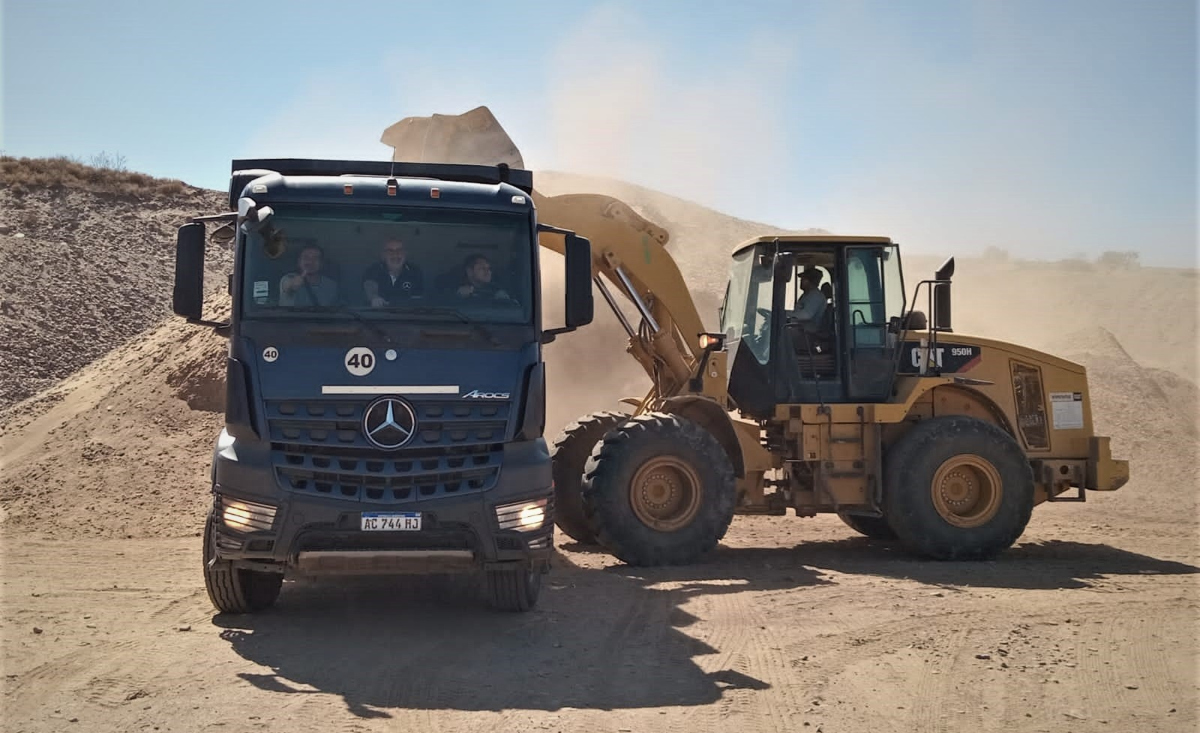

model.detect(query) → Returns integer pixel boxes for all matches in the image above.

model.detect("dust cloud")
[539,4,797,227]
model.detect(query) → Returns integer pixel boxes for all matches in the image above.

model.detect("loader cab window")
[844,245,905,400]
[722,246,779,418]
[719,248,774,366]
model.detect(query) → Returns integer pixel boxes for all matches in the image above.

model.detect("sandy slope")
[1,162,1197,733]
[0,179,228,410]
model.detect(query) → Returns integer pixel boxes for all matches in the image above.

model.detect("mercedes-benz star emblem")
[362,397,417,450]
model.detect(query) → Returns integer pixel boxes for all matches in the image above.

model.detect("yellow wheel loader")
[384,106,1131,566]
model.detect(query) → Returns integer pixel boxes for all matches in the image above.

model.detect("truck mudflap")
[1086,436,1129,491]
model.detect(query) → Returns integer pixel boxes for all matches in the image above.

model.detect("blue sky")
[3,0,1196,266]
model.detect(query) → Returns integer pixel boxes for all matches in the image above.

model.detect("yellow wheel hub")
[629,457,702,532]
[931,454,1003,528]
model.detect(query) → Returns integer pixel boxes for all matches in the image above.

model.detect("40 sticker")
[344,347,376,376]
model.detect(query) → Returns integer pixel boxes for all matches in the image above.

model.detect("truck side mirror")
[563,233,594,329]
[173,222,206,320]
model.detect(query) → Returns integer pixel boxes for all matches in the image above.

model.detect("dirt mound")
[0,156,228,410]
[0,300,230,538]
[1058,327,1199,442]
[934,258,1198,384]
[1056,326,1136,362]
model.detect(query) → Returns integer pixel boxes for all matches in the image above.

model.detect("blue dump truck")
[172,158,594,612]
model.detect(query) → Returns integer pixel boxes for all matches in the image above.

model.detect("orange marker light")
[387,183,397,196]
[430,187,440,199]
[343,183,353,195]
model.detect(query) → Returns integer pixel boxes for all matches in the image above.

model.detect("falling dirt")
[1,158,1197,733]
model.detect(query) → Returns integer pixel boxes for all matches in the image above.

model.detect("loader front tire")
[581,413,736,566]
[884,416,1034,560]
[202,513,282,614]
[551,411,628,544]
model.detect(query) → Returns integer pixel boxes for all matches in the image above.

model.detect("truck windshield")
[241,204,534,324]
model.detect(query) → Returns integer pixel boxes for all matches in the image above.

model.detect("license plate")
[360,512,421,531]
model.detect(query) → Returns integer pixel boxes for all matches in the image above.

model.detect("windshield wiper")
[378,306,498,345]
[338,307,393,343]
[258,306,393,343]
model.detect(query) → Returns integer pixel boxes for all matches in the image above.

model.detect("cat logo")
[462,389,510,400]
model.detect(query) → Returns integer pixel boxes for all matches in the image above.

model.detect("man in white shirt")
[792,267,827,335]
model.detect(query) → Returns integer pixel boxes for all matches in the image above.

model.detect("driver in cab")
[363,237,424,307]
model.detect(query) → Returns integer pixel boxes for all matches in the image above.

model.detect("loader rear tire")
[202,513,282,614]
[884,416,1034,560]
[581,412,736,566]
[837,511,898,541]
[551,411,628,544]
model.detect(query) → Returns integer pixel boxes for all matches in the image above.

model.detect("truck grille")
[266,398,510,449]
[266,397,510,504]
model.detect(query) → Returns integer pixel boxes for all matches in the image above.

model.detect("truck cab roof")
[228,158,534,211]
[731,234,895,257]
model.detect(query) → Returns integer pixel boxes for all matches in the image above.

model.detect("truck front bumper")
[209,489,555,576]
[207,436,556,576]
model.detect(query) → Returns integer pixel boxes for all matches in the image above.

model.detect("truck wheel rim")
[629,457,702,532]
[931,454,1003,528]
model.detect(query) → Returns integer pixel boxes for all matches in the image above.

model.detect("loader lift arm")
[533,190,713,411]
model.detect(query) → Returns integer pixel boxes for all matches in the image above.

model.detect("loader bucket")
[380,105,525,168]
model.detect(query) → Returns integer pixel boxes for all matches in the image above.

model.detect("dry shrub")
[1,154,190,198]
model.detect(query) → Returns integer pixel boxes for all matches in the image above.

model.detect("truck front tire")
[485,563,542,611]
[202,513,283,614]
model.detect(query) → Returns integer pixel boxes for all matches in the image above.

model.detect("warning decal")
[1050,391,1084,430]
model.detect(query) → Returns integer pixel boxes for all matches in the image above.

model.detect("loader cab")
[718,236,906,419]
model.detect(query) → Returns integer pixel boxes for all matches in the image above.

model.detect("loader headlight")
[495,498,550,532]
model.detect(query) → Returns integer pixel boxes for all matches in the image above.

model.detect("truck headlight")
[495,498,550,532]
[221,498,277,532]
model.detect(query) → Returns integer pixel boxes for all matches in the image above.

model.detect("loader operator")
[790,267,827,335]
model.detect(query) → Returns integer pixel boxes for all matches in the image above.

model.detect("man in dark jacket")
[363,238,424,307]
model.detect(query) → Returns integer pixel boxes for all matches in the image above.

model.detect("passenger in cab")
[363,237,424,307]
[279,244,339,306]
[455,254,512,302]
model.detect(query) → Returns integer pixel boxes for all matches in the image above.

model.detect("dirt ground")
[1,159,1197,732]
[2,507,1196,733]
